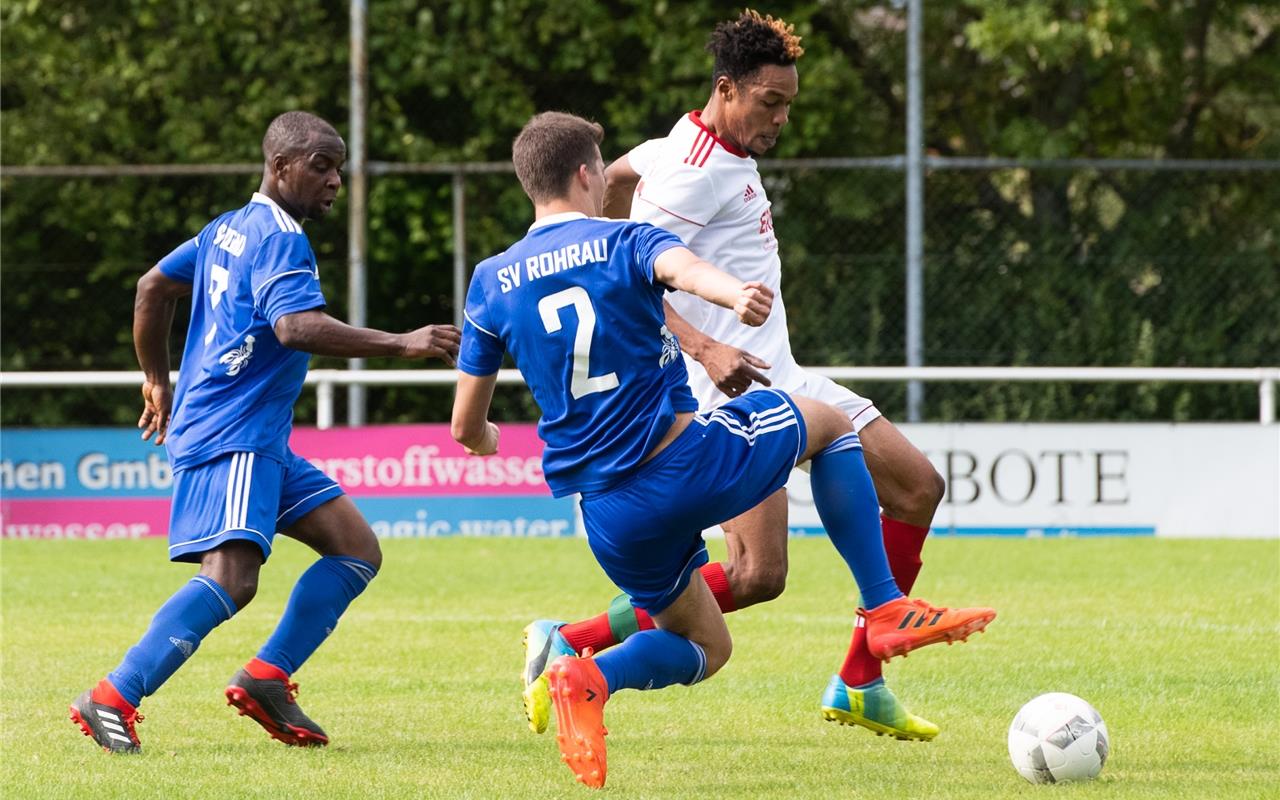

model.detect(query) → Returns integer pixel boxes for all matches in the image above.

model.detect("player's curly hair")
[707,9,804,85]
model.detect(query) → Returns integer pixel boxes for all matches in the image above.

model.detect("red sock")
[838,517,930,687]
[881,515,930,594]
[559,612,617,655]
[244,656,290,681]
[559,562,738,654]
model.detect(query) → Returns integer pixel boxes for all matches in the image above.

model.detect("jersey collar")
[688,110,749,159]
[251,192,303,226]
[529,211,588,231]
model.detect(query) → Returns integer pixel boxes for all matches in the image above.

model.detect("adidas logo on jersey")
[744,185,757,203]
[219,335,255,376]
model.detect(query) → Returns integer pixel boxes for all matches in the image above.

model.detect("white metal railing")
[1,366,1276,427]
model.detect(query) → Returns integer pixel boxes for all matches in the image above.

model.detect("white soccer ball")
[1007,692,1110,784]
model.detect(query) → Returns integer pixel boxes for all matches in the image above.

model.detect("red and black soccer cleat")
[225,658,329,747]
[69,679,144,754]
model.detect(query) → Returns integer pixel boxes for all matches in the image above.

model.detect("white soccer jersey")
[627,112,803,406]
[628,111,882,431]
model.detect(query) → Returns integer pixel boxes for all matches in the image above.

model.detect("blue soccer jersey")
[458,212,695,497]
[157,192,327,470]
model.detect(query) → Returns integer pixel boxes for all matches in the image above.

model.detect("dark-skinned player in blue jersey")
[70,111,460,754]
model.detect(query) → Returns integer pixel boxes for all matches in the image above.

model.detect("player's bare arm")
[602,155,640,219]
[273,309,460,364]
[662,300,772,396]
[133,265,193,445]
[652,246,773,326]
[450,371,500,455]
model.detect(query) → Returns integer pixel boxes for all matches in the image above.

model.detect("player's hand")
[699,342,771,398]
[463,421,500,456]
[401,324,462,365]
[138,380,173,445]
[734,280,773,327]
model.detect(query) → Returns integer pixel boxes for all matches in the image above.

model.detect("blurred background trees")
[3,1,1276,425]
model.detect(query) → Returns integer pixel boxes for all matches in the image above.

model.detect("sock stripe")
[688,641,708,685]
[192,575,235,621]
[819,432,862,457]
[334,557,377,586]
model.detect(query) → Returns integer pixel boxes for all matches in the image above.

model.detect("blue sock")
[108,575,237,707]
[255,556,377,675]
[810,433,903,610]
[593,629,706,694]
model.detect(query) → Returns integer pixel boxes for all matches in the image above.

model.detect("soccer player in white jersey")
[69,112,460,754]
[522,11,949,743]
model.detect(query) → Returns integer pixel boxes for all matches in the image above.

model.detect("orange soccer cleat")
[547,654,610,789]
[862,597,996,661]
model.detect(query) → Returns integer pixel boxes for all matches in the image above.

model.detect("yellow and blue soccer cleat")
[820,675,940,741]
[522,620,575,734]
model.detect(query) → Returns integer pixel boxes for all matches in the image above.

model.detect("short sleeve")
[252,232,326,326]
[156,238,198,283]
[457,270,505,376]
[624,138,665,177]
[626,223,685,287]
[631,165,716,245]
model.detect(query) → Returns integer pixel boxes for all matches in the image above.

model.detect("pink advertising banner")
[290,424,549,496]
[2,424,573,540]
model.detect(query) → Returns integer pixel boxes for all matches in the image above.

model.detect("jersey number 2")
[537,286,619,399]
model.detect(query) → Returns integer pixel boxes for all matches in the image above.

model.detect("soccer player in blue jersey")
[451,111,995,788]
[70,111,460,754]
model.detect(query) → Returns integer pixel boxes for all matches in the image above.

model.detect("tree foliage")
[2,1,1276,426]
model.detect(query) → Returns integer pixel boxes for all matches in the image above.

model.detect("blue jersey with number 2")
[458,212,694,497]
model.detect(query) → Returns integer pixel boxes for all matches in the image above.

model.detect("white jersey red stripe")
[628,111,805,412]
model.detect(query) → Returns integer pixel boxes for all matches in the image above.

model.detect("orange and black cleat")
[225,658,329,747]
[548,654,610,789]
[862,597,996,661]
[69,679,144,754]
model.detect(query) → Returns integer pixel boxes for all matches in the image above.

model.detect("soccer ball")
[1007,692,1110,784]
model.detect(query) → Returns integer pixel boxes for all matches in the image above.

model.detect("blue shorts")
[167,450,343,563]
[580,389,807,614]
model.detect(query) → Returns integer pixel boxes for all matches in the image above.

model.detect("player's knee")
[885,466,946,521]
[353,533,383,571]
[219,572,259,609]
[700,631,733,679]
[734,564,787,606]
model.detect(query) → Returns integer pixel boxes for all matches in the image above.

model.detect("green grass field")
[3,536,1278,799]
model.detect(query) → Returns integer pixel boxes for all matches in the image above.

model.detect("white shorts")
[687,358,882,434]
[788,370,883,433]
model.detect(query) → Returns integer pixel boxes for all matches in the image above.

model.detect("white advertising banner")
[784,424,1279,538]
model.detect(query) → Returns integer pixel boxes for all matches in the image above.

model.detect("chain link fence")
[2,158,1276,425]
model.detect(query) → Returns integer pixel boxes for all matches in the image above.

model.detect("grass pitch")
[3,536,1278,799]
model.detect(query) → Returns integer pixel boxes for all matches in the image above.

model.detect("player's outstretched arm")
[662,301,772,397]
[451,372,500,455]
[653,246,773,326]
[134,266,192,444]
[274,310,460,364]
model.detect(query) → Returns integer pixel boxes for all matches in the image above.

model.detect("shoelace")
[284,680,300,704]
